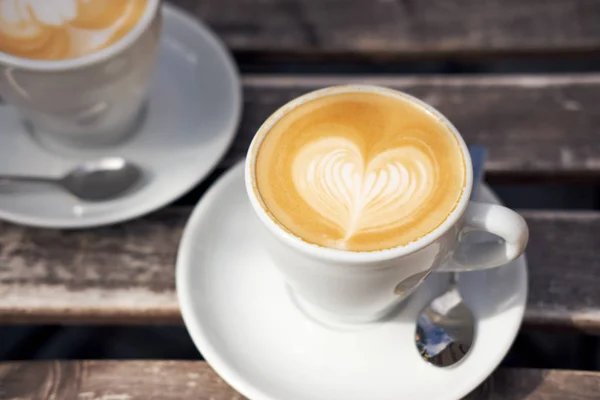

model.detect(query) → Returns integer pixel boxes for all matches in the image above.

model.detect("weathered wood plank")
[167,0,600,59]
[0,361,241,400]
[490,368,600,400]
[0,209,188,324]
[1,209,600,331]
[1,361,599,400]
[233,75,600,182]
[524,211,600,333]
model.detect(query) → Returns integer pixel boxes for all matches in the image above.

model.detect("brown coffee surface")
[0,0,147,60]
[255,90,466,252]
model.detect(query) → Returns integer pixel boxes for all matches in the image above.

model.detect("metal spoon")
[414,146,485,367]
[0,157,142,201]
[415,273,475,367]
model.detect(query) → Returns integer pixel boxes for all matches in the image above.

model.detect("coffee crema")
[255,90,466,252]
[0,0,147,60]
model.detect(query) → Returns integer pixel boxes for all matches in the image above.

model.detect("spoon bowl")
[415,273,475,367]
[60,158,142,201]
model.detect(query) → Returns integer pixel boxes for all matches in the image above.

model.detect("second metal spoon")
[0,157,142,202]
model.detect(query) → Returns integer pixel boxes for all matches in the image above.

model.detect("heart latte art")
[0,0,148,60]
[255,90,466,251]
[293,137,436,242]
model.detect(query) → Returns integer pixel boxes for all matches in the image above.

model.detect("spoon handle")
[0,175,58,185]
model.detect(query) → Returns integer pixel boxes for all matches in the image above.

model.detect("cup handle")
[439,201,529,272]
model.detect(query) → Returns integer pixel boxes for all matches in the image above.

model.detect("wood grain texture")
[2,208,600,330]
[524,211,600,333]
[0,209,189,324]
[167,0,600,59]
[0,361,242,400]
[1,361,600,400]
[231,75,600,182]
[490,369,600,400]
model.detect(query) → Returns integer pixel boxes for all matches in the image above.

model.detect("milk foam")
[1,0,78,26]
[293,137,436,246]
[0,0,146,60]
[255,90,465,252]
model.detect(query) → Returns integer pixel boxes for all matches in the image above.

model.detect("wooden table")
[2,0,600,398]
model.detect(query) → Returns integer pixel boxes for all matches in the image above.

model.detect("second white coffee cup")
[0,0,161,148]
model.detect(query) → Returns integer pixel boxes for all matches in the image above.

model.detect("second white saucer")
[0,4,240,228]
[177,162,528,400]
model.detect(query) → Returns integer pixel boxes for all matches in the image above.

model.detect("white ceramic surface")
[177,162,528,400]
[0,4,241,228]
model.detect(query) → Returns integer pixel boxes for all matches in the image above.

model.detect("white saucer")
[0,4,241,228]
[177,163,528,400]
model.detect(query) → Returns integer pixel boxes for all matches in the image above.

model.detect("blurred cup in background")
[0,0,162,148]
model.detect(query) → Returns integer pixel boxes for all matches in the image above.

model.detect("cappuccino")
[0,0,148,60]
[254,88,466,252]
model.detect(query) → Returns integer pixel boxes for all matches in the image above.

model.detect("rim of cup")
[0,0,161,71]
[245,84,474,264]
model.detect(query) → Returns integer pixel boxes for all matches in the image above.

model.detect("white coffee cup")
[245,85,529,324]
[0,0,161,147]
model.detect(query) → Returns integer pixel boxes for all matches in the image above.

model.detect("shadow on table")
[0,325,201,360]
